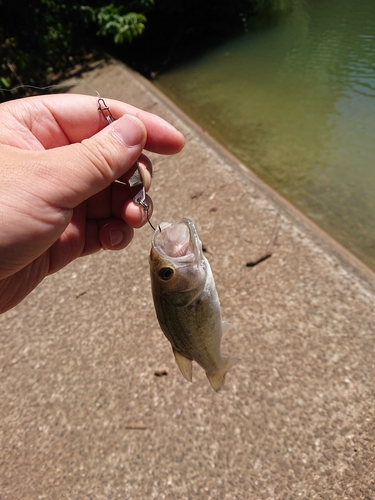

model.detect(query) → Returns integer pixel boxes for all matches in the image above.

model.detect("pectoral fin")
[173,349,193,382]
[206,357,239,392]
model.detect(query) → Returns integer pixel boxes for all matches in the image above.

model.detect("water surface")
[154,0,375,271]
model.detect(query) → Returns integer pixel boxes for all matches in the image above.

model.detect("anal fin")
[173,349,193,382]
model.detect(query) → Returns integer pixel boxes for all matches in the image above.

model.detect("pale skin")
[0,94,185,314]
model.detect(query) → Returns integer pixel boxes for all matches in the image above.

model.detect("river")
[154,0,375,271]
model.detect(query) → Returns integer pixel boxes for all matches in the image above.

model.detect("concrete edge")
[124,62,375,294]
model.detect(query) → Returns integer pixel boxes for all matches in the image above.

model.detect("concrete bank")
[1,57,375,499]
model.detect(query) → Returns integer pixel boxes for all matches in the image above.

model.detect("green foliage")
[81,4,148,44]
[0,0,153,95]
[0,0,269,96]
[119,0,261,76]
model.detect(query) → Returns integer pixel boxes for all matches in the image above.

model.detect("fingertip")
[112,114,147,148]
[144,120,185,155]
[176,130,186,151]
[121,195,154,229]
[99,221,134,250]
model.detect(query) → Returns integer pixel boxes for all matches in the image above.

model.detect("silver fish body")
[149,218,238,391]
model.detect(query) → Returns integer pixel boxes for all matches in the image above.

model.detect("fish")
[149,218,239,391]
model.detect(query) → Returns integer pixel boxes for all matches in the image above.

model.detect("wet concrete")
[1,57,375,499]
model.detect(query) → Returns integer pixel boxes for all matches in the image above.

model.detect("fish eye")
[159,267,174,281]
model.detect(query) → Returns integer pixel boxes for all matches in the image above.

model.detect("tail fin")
[206,357,239,392]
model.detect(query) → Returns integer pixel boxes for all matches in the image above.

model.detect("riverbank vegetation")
[0,0,291,98]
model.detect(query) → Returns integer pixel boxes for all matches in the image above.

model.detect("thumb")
[43,114,147,209]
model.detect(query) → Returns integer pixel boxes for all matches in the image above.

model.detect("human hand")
[0,94,185,313]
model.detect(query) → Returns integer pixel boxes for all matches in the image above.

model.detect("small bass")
[149,218,239,391]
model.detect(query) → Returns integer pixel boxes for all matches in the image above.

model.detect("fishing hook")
[133,186,157,231]
[97,97,159,232]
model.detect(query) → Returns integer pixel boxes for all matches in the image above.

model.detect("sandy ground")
[1,57,375,499]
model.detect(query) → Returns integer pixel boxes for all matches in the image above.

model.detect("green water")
[154,0,375,271]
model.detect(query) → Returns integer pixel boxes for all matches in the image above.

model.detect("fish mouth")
[152,218,202,262]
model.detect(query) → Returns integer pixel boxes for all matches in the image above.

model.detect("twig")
[246,225,279,267]
[190,187,208,199]
[154,366,169,377]
[6,63,24,88]
[1,352,27,373]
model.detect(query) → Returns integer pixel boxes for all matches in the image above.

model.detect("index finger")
[1,94,185,154]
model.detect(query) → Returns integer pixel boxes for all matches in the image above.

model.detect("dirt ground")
[1,57,375,499]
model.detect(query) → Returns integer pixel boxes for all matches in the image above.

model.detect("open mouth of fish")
[152,218,201,263]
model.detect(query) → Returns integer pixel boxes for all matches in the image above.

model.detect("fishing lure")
[96,95,155,229]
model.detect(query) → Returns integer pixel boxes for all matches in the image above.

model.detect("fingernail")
[112,115,145,148]
[110,228,124,247]
[138,162,152,192]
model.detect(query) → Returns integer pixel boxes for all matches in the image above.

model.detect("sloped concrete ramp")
[1,58,375,499]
